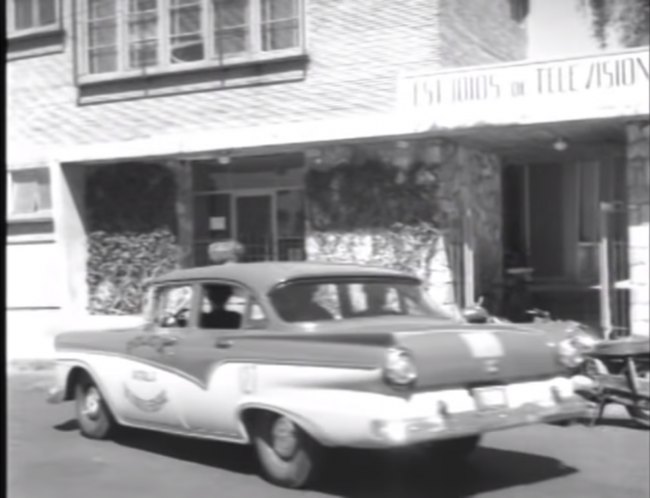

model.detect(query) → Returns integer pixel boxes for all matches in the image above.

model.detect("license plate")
[474,387,508,410]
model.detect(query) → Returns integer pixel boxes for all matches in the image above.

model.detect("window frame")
[151,282,198,329]
[197,279,270,331]
[7,169,54,222]
[76,0,306,84]
[7,0,62,40]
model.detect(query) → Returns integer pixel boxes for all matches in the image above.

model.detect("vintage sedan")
[48,262,588,488]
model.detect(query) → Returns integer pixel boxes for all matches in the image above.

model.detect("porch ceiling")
[446,117,628,163]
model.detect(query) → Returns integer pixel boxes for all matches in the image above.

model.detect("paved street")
[8,373,650,498]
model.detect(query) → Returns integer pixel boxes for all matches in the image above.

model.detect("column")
[167,159,194,267]
[626,121,650,337]
[51,162,89,316]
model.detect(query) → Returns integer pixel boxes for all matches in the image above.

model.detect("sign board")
[397,48,649,128]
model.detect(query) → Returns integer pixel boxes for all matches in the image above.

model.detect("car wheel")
[626,403,650,429]
[251,412,323,488]
[429,435,482,464]
[74,375,115,439]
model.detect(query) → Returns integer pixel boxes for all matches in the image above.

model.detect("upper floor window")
[7,0,59,37]
[79,0,304,80]
[7,169,53,219]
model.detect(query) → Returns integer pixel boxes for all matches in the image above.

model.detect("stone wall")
[626,121,650,336]
[304,139,502,313]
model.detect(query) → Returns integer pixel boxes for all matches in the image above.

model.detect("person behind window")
[354,284,393,317]
[202,285,242,329]
[273,284,333,322]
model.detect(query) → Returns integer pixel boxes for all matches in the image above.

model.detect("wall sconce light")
[217,155,231,165]
[395,140,411,150]
[552,137,568,152]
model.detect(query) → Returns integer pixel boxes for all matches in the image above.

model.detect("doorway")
[235,193,274,261]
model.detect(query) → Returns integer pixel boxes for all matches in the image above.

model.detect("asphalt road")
[8,373,650,498]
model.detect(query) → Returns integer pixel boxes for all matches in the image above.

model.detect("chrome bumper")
[371,396,590,447]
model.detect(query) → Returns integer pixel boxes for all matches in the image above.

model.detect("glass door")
[235,194,275,261]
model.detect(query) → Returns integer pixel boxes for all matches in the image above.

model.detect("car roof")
[151,261,418,292]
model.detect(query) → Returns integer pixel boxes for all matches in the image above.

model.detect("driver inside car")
[201,285,242,329]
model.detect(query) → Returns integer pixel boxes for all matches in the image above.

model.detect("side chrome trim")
[57,349,378,390]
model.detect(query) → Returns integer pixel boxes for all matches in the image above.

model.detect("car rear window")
[269,277,450,323]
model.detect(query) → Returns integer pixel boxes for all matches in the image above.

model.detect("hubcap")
[81,387,102,420]
[271,417,298,459]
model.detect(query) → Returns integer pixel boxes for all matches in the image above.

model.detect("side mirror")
[462,306,489,324]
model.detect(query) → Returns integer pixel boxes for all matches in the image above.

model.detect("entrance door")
[235,194,275,261]
[528,163,565,278]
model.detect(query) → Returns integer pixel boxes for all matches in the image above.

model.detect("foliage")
[305,155,450,294]
[85,164,181,315]
[305,157,443,231]
[581,0,650,47]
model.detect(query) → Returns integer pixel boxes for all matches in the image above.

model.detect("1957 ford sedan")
[48,262,588,488]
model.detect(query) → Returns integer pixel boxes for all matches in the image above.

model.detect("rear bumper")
[369,396,590,448]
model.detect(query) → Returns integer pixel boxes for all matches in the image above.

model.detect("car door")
[118,283,195,430]
[166,281,266,438]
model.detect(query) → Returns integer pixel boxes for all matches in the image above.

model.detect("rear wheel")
[626,404,650,429]
[74,375,115,439]
[625,363,650,429]
[251,412,323,488]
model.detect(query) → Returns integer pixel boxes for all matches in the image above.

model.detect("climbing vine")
[581,0,649,47]
[85,163,182,315]
[305,155,449,287]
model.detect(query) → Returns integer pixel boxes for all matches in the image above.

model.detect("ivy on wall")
[306,156,443,231]
[86,163,181,315]
[305,155,451,291]
[580,0,649,47]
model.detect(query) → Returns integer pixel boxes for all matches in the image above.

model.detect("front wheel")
[251,413,323,488]
[74,375,116,439]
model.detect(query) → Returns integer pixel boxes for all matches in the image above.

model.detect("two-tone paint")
[48,262,588,449]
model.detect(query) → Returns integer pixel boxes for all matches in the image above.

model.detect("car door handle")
[216,339,233,349]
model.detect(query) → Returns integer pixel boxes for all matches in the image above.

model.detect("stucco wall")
[626,121,650,337]
[304,139,502,313]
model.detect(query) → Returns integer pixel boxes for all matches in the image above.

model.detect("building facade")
[6,0,649,359]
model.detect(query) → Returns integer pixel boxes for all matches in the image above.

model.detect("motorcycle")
[577,336,650,429]
[463,300,650,429]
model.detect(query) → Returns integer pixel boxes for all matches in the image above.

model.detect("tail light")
[383,348,417,387]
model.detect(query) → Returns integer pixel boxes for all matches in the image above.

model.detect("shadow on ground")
[53,419,578,497]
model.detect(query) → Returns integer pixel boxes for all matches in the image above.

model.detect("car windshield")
[269,277,452,323]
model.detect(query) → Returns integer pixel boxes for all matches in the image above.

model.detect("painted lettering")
[123,384,168,413]
[637,55,649,80]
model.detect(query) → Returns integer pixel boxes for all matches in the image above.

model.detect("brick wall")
[8,0,447,158]
[7,0,531,160]
[438,0,527,66]
[626,122,650,337]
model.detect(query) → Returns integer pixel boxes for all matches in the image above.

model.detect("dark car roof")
[151,261,418,292]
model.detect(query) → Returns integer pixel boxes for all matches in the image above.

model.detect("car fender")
[236,387,409,447]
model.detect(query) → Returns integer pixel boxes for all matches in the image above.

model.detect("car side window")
[200,283,245,330]
[155,285,193,328]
